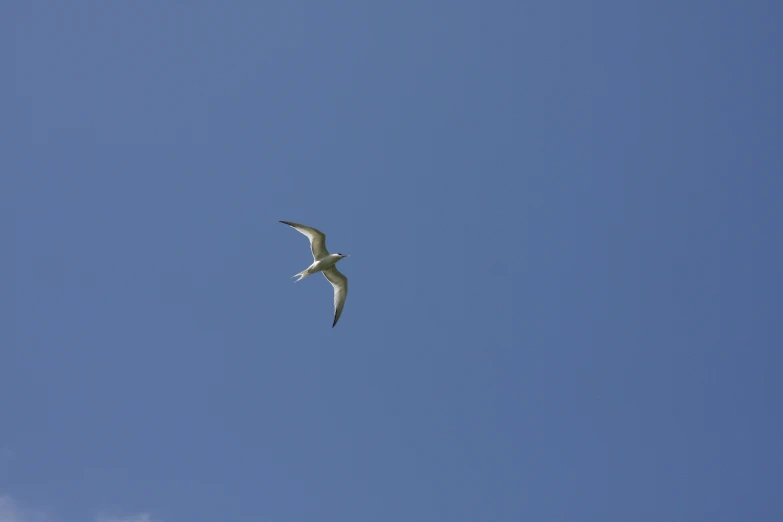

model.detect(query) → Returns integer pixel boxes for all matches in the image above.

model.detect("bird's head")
[335,253,350,258]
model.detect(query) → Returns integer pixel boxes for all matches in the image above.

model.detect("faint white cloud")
[96,516,154,522]
[0,495,49,522]
[0,495,156,522]
[0,495,21,522]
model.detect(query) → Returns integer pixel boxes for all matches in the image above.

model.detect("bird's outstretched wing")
[280,221,329,260]
[322,266,348,328]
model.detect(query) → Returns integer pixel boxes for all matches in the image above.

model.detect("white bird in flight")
[280,220,350,328]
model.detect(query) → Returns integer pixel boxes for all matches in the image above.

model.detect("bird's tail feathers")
[292,269,311,283]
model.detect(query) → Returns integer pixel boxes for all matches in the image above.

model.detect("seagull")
[279,221,349,328]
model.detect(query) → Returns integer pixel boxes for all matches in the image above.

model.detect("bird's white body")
[280,221,350,328]
[295,253,345,281]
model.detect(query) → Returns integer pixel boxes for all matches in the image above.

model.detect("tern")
[280,220,350,328]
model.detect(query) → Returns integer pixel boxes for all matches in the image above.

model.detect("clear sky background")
[2,1,782,521]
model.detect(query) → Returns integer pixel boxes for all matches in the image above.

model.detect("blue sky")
[3,1,782,521]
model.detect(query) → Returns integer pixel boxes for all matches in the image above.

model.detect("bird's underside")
[280,221,349,328]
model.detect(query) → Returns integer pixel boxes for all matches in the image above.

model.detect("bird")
[279,220,349,328]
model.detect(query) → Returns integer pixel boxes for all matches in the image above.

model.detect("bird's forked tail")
[291,268,311,283]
